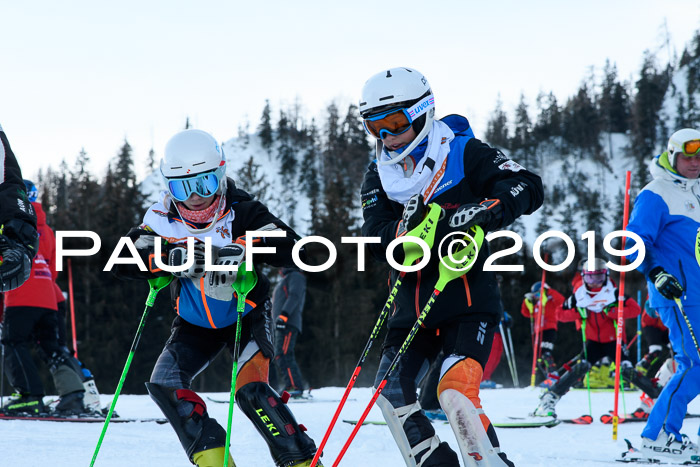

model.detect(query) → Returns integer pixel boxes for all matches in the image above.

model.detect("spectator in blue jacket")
[626,128,700,463]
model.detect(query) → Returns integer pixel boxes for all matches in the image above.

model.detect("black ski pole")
[90,275,172,466]
[674,298,700,360]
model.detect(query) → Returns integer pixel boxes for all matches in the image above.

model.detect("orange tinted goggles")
[683,139,700,156]
[363,109,412,140]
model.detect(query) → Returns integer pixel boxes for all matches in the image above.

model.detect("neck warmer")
[176,195,223,224]
[574,280,617,313]
[377,120,455,205]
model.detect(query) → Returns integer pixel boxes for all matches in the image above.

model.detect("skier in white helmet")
[359,67,544,466]
[624,128,700,463]
[114,129,322,467]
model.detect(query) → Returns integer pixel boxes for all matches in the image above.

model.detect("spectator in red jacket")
[532,258,642,418]
[1,181,88,416]
[521,282,564,380]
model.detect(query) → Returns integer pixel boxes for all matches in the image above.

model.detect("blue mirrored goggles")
[167,170,221,202]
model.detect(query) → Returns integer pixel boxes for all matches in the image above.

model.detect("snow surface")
[3,386,699,466]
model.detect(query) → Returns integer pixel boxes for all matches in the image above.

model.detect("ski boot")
[1,393,46,415]
[54,390,89,416]
[479,380,503,389]
[532,391,559,418]
[283,460,324,467]
[635,349,663,376]
[192,447,235,467]
[640,431,700,463]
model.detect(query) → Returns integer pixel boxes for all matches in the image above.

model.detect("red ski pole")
[612,170,632,440]
[529,263,547,387]
[67,258,79,359]
[310,204,444,467]
[332,227,484,467]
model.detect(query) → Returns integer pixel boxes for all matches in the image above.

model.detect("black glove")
[276,313,289,330]
[168,243,206,279]
[501,311,513,328]
[649,266,683,300]
[563,294,577,310]
[208,243,246,288]
[448,199,502,231]
[0,234,32,292]
[396,194,426,237]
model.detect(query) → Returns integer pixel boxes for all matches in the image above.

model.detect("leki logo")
[256,408,279,437]
[469,452,483,461]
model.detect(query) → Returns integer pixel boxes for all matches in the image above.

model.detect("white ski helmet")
[667,128,700,170]
[160,129,227,233]
[581,258,608,287]
[359,67,435,165]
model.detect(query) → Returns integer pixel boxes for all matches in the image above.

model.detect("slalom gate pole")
[637,290,642,362]
[310,204,443,467]
[507,326,519,387]
[224,264,258,467]
[500,321,517,387]
[0,324,4,407]
[90,275,172,467]
[673,298,700,360]
[530,264,547,387]
[68,259,79,358]
[612,170,632,440]
[331,226,484,467]
[579,312,592,416]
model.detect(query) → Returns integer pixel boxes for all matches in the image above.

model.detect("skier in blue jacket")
[625,128,700,463]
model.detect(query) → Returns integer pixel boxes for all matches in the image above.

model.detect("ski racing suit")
[626,154,700,442]
[115,180,319,467]
[361,114,543,466]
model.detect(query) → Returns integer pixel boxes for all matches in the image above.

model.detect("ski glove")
[168,243,206,279]
[0,234,32,292]
[563,294,577,310]
[276,313,289,331]
[208,243,246,288]
[134,234,171,274]
[649,267,683,300]
[524,292,535,304]
[396,194,426,238]
[501,311,513,328]
[448,199,502,232]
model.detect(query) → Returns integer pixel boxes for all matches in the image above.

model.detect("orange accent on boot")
[235,351,270,393]
[437,357,492,432]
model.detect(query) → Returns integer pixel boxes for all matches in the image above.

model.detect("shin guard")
[376,395,443,466]
[438,357,513,466]
[235,382,317,466]
[549,360,591,397]
[145,382,226,462]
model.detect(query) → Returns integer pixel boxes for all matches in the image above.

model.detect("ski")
[602,411,700,425]
[562,414,594,424]
[342,419,387,426]
[0,413,168,423]
[492,416,560,428]
[206,395,350,404]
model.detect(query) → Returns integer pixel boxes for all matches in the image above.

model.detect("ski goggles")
[167,169,223,202]
[582,271,606,285]
[362,95,434,140]
[681,139,700,156]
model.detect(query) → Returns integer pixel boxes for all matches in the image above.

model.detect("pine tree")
[258,99,273,150]
[533,91,562,141]
[485,95,509,148]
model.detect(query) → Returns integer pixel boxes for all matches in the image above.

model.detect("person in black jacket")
[113,129,320,467]
[271,267,308,396]
[0,124,37,292]
[359,67,544,467]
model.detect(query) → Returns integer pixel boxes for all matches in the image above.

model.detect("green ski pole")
[90,275,173,466]
[224,263,258,467]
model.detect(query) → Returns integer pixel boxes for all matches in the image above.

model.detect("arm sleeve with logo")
[463,140,544,229]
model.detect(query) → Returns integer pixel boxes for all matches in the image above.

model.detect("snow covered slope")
[4,386,699,466]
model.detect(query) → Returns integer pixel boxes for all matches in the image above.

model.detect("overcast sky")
[2,1,699,181]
